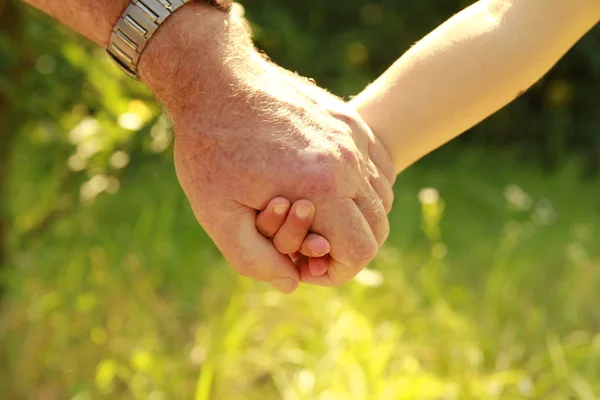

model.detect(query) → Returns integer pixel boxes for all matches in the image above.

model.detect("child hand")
[256,197,331,277]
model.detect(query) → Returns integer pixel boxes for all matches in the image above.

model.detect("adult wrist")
[137,2,259,118]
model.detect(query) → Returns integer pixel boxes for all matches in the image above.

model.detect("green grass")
[2,148,600,400]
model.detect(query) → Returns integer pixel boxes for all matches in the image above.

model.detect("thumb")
[216,206,300,294]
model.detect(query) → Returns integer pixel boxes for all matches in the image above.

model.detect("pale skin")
[22,0,396,293]
[257,0,600,274]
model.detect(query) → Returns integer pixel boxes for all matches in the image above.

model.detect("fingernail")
[273,203,289,215]
[307,237,330,257]
[271,277,296,293]
[295,204,312,219]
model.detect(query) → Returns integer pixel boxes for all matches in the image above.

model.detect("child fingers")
[300,233,331,258]
[308,256,330,277]
[273,199,315,255]
[256,197,291,238]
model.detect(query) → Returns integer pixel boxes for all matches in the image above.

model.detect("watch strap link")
[107,0,231,78]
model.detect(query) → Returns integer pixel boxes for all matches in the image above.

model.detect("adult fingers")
[354,194,390,246]
[369,165,395,214]
[215,206,301,293]
[307,198,379,286]
[369,136,397,185]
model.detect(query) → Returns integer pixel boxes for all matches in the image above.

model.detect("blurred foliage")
[3,151,600,399]
[1,0,600,399]
[243,0,600,175]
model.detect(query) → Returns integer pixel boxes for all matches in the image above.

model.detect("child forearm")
[352,0,600,173]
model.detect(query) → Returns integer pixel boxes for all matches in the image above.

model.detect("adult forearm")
[352,0,600,173]
[21,0,261,124]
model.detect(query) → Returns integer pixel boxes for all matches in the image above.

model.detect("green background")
[1,1,600,399]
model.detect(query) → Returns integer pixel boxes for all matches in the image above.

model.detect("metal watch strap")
[107,0,231,79]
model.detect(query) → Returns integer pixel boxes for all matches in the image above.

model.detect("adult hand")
[140,4,396,293]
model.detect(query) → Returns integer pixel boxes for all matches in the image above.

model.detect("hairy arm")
[22,0,256,118]
[351,0,600,173]
[21,0,396,291]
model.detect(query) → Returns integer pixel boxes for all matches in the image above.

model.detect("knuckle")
[382,196,393,214]
[297,163,339,196]
[382,164,397,185]
[288,219,310,235]
[380,185,394,214]
[385,191,395,213]
[351,241,379,267]
[273,236,299,255]
[368,142,397,185]
[363,195,391,244]
[369,169,395,214]
[377,218,391,246]
[336,140,362,171]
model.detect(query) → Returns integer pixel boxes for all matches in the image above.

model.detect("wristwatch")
[107,0,232,79]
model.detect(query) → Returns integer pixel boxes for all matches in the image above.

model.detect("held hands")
[256,198,332,279]
[172,66,395,293]
[137,4,395,293]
